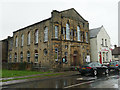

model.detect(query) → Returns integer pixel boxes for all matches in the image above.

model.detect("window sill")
[27,44,30,46]
[34,43,38,45]
[44,41,48,43]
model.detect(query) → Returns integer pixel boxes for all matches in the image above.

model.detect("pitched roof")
[89,26,103,38]
[13,8,87,33]
[60,8,88,22]
[112,47,120,55]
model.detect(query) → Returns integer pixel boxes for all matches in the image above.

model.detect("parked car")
[107,61,120,72]
[78,62,109,76]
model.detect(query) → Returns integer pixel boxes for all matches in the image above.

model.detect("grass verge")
[2,69,53,78]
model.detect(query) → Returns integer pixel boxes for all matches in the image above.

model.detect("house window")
[83,52,85,63]
[86,32,88,43]
[63,27,65,39]
[14,53,17,62]
[20,52,23,62]
[27,32,30,45]
[21,34,24,46]
[66,23,70,40]
[81,32,84,42]
[44,27,48,42]
[55,48,58,62]
[74,30,77,37]
[35,29,38,44]
[102,38,104,46]
[9,54,12,62]
[65,45,68,49]
[65,52,68,62]
[44,49,48,56]
[27,51,30,62]
[105,39,107,46]
[35,50,38,63]
[65,52,68,56]
[55,26,58,38]
[103,52,105,62]
[114,55,118,58]
[77,26,81,41]
[71,29,73,40]
[106,52,108,61]
[15,36,18,47]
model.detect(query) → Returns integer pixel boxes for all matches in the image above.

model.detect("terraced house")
[8,8,90,69]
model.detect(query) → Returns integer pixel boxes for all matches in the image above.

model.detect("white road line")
[64,80,95,88]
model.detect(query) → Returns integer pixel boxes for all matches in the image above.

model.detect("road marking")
[64,80,95,88]
[76,78,83,80]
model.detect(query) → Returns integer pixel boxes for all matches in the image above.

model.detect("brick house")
[7,8,90,69]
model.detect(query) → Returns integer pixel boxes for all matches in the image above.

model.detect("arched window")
[27,51,30,62]
[15,36,18,47]
[77,26,81,41]
[43,49,48,56]
[55,25,58,38]
[14,53,17,62]
[66,23,70,40]
[20,52,23,62]
[55,48,58,61]
[35,50,38,63]
[21,34,24,46]
[27,32,30,45]
[35,29,38,44]
[9,54,12,62]
[44,27,48,42]
[105,39,107,46]
[86,32,88,43]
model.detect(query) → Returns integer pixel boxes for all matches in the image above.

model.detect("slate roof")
[89,26,103,38]
[112,47,120,55]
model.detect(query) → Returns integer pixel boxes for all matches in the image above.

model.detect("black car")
[107,61,120,72]
[78,62,109,76]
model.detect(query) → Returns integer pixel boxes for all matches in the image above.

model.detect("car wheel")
[93,70,97,76]
[105,69,109,74]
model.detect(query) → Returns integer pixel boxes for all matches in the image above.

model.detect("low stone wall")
[2,62,76,72]
[2,62,33,70]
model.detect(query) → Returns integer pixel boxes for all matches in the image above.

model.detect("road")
[2,72,120,89]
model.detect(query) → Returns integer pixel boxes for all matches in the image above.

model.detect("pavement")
[1,71,79,86]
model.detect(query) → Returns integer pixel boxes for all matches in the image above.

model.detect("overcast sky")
[0,0,119,46]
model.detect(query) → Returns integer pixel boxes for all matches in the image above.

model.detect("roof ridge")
[90,26,102,30]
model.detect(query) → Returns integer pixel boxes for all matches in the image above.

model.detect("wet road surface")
[2,72,120,89]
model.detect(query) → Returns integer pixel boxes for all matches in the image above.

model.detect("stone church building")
[7,8,90,69]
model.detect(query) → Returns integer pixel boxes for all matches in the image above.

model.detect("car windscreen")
[109,62,118,65]
[82,63,92,67]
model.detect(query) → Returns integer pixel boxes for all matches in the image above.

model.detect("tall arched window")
[15,36,18,47]
[21,34,24,46]
[14,53,17,62]
[27,32,30,45]
[9,54,12,62]
[27,51,30,62]
[44,27,48,42]
[86,32,88,43]
[77,26,81,41]
[55,25,58,38]
[35,29,38,44]
[35,50,38,63]
[20,52,23,62]
[66,23,70,40]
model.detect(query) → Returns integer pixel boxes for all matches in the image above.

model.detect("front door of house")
[73,56,77,66]
[73,51,78,66]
